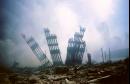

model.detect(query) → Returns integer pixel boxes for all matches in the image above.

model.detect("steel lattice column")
[65,27,86,65]
[22,34,52,68]
[44,28,63,66]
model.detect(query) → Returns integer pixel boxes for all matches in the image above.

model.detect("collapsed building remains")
[44,28,63,66]
[65,27,86,65]
[22,35,52,68]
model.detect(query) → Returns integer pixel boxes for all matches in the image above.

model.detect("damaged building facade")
[44,28,63,66]
[65,27,86,65]
[21,26,87,67]
[22,35,52,68]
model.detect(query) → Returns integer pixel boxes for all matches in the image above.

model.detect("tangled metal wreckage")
[22,27,88,68]
[65,27,86,65]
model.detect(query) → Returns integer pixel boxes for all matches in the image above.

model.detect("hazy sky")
[0,0,129,67]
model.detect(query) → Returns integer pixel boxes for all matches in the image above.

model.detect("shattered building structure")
[22,34,52,68]
[65,27,86,65]
[21,27,86,67]
[44,28,63,66]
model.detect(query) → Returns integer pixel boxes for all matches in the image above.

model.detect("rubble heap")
[0,58,129,84]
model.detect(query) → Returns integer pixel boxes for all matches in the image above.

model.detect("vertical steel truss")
[44,28,63,66]
[22,35,52,68]
[65,27,86,65]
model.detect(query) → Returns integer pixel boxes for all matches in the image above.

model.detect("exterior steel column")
[65,27,86,65]
[22,35,52,68]
[44,28,63,66]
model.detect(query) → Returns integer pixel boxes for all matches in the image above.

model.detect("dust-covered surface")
[0,58,129,84]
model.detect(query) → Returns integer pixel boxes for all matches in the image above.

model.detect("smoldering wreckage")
[0,27,129,84]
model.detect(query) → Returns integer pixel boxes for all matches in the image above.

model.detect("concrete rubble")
[0,57,129,84]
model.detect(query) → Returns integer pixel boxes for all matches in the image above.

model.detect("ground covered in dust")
[0,58,129,84]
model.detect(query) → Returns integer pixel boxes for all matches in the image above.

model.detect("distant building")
[65,27,86,65]
[44,28,63,66]
[87,53,91,65]
[22,35,52,68]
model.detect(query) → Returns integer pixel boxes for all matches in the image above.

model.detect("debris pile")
[0,58,129,84]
